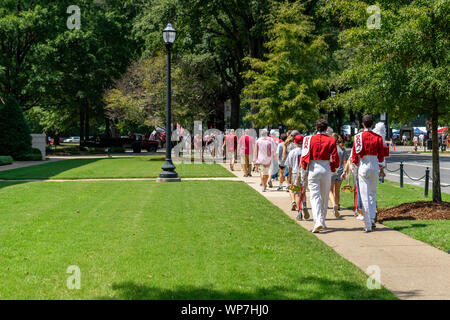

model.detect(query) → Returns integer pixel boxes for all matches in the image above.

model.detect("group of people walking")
[222,115,387,233]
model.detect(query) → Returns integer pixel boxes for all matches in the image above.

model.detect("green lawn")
[0,180,395,299]
[382,220,450,252]
[340,179,450,252]
[0,157,234,180]
[340,179,450,210]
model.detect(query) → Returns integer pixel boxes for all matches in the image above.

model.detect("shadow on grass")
[0,158,102,180]
[0,180,29,192]
[96,276,395,300]
[386,223,428,231]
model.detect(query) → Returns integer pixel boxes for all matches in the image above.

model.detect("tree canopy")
[325,0,450,201]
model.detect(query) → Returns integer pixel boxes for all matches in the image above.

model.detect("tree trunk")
[84,103,90,143]
[105,117,111,138]
[54,131,60,146]
[431,102,442,202]
[80,107,85,148]
[230,93,240,129]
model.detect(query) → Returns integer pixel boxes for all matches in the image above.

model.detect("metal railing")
[385,162,450,197]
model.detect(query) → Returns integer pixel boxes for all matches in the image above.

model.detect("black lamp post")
[158,23,180,182]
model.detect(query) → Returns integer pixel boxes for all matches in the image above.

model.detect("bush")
[87,147,107,154]
[0,96,32,159]
[0,156,13,166]
[110,146,125,153]
[16,148,43,161]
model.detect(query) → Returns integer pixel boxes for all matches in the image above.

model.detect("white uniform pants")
[308,161,331,229]
[358,156,379,229]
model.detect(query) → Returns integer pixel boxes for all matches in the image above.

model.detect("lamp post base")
[156,177,181,183]
[158,159,180,182]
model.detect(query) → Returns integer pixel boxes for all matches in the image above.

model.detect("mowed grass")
[340,178,450,210]
[382,220,450,252]
[0,157,234,180]
[340,179,450,252]
[0,180,395,300]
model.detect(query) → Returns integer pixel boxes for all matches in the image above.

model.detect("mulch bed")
[377,201,450,222]
[148,157,166,161]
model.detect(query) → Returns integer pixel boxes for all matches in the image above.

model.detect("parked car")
[64,136,81,143]
[124,134,159,153]
[84,133,159,153]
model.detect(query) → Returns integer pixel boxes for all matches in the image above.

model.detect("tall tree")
[37,0,142,144]
[134,0,277,128]
[104,52,224,133]
[329,0,449,201]
[0,0,58,108]
[242,1,328,130]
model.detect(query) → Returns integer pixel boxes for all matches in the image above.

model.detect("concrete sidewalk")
[0,159,63,172]
[221,163,450,300]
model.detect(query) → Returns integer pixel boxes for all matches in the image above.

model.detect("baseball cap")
[294,134,304,144]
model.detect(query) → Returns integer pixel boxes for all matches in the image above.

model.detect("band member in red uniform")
[352,115,386,232]
[301,119,339,233]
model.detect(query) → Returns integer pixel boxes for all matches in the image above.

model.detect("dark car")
[123,134,160,153]
[85,133,160,153]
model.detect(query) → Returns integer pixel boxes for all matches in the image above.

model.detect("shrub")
[88,147,107,154]
[0,96,32,159]
[0,156,13,166]
[110,146,125,153]
[16,148,43,161]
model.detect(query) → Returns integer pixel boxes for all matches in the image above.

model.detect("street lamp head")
[162,23,177,47]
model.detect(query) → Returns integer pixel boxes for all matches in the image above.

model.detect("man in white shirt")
[255,130,276,192]
[419,134,424,147]
[268,129,280,188]
[286,134,310,220]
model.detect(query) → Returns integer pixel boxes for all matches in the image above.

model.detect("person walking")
[352,115,385,232]
[268,129,280,188]
[283,130,299,192]
[255,130,275,192]
[419,133,424,148]
[238,129,255,177]
[277,133,288,191]
[342,129,364,220]
[301,119,339,233]
[286,134,310,220]
[329,133,348,218]
[223,129,237,171]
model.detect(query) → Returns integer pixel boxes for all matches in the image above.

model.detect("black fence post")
[424,167,430,197]
[400,162,404,188]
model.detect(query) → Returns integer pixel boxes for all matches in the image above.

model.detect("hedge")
[0,156,13,166]
[0,96,32,159]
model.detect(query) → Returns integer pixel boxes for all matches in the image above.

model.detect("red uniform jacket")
[352,130,385,166]
[301,133,339,172]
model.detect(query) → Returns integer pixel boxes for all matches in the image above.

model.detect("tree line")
[0,0,448,200]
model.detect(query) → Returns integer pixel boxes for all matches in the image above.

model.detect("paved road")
[385,152,450,192]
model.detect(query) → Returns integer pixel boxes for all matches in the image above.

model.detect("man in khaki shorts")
[255,130,275,192]
[238,129,255,177]
[287,134,310,220]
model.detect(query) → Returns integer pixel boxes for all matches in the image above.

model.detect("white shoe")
[363,228,372,233]
[356,215,364,220]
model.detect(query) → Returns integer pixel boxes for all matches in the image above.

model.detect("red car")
[126,134,159,153]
